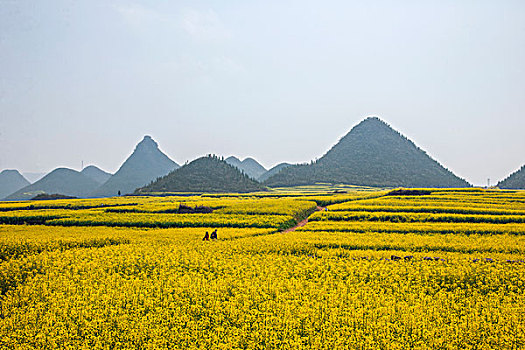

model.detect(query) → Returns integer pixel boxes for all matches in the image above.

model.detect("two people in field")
[203,229,218,241]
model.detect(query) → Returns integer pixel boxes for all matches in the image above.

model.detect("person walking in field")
[210,229,218,240]
[203,231,210,241]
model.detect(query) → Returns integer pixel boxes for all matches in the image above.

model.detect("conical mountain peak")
[265,117,470,188]
[226,156,240,162]
[319,117,416,165]
[358,116,388,127]
[243,158,260,165]
[90,136,179,197]
[136,155,265,194]
[135,135,158,152]
[225,156,242,168]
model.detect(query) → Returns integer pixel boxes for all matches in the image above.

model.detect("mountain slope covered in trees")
[498,165,525,189]
[264,117,470,188]
[137,155,266,194]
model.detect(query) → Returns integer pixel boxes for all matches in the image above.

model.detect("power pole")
[487,178,490,188]
[81,160,84,170]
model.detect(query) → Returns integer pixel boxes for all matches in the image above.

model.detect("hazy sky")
[1,0,524,186]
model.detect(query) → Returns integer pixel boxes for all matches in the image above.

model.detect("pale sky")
[1,0,524,186]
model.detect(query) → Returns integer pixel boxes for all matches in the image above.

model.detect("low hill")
[81,165,112,184]
[32,193,78,200]
[91,136,179,197]
[257,163,291,182]
[264,117,470,188]
[498,165,525,189]
[225,156,267,179]
[0,170,31,199]
[5,168,100,200]
[136,155,266,194]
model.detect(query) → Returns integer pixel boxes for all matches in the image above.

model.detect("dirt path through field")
[282,206,325,233]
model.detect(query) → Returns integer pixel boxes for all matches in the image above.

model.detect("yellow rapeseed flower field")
[0,189,524,349]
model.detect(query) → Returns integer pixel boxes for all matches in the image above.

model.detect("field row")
[299,220,525,235]
[310,210,525,224]
[0,225,275,263]
[0,191,378,212]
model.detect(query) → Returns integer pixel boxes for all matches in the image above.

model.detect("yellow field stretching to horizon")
[0,188,524,349]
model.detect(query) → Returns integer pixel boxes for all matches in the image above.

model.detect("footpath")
[281,206,325,233]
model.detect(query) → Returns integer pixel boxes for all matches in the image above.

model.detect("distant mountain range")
[264,117,470,188]
[257,163,291,182]
[6,117,525,199]
[0,170,30,199]
[225,156,267,179]
[5,168,100,200]
[498,165,525,189]
[2,136,179,199]
[136,155,265,194]
[90,136,179,197]
[81,165,112,184]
